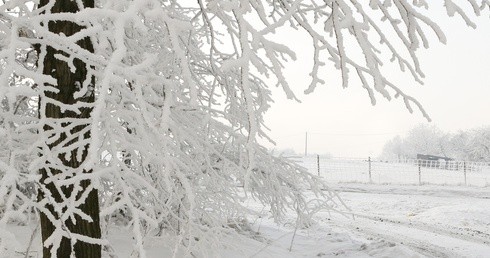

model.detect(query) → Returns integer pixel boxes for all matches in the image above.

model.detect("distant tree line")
[380,125,490,162]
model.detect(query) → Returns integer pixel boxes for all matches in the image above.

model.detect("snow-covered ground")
[7,183,490,257]
[235,183,490,258]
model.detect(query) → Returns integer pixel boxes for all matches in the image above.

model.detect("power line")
[275,131,407,138]
[308,131,407,136]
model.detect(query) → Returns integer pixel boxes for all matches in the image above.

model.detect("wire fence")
[289,156,490,187]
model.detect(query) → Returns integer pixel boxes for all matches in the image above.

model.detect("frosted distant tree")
[468,127,490,162]
[382,126,490,162]
[448,130,472,160]
[380,125,449,160]
[462,127,490,161]
[380,135,405,161]
[0,0,488,257]
[404,124,451,158]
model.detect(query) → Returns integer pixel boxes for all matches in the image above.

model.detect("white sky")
[262,9,490,158]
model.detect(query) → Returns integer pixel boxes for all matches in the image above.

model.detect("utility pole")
[305,132,308,156]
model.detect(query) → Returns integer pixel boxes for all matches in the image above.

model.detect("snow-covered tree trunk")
[37,0,101,257]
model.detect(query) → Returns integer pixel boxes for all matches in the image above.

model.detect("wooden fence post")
[368,156,372,183]
[317,154,320,177]
[464,161,467,186]
[418,160,422,185]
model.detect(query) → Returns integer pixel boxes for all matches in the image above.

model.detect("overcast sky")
[262,9,490,158]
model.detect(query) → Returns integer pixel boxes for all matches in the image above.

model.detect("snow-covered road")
[246,183,490,258]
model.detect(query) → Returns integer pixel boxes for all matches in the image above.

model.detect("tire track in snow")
[352,213,490,246]
[334,218,452,257]
[329,214,490,258]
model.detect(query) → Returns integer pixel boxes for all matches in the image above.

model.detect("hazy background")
[262,9,490,158]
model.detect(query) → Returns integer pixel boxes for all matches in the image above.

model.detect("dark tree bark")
[37,0,101,257]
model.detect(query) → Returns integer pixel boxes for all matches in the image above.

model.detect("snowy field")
[7,183,490,258]
[238,183,490,258]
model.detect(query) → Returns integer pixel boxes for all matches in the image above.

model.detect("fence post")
[317,154,320,177]
[418,160,422,185]
[368,156,372,183]
[464,161,467,186]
